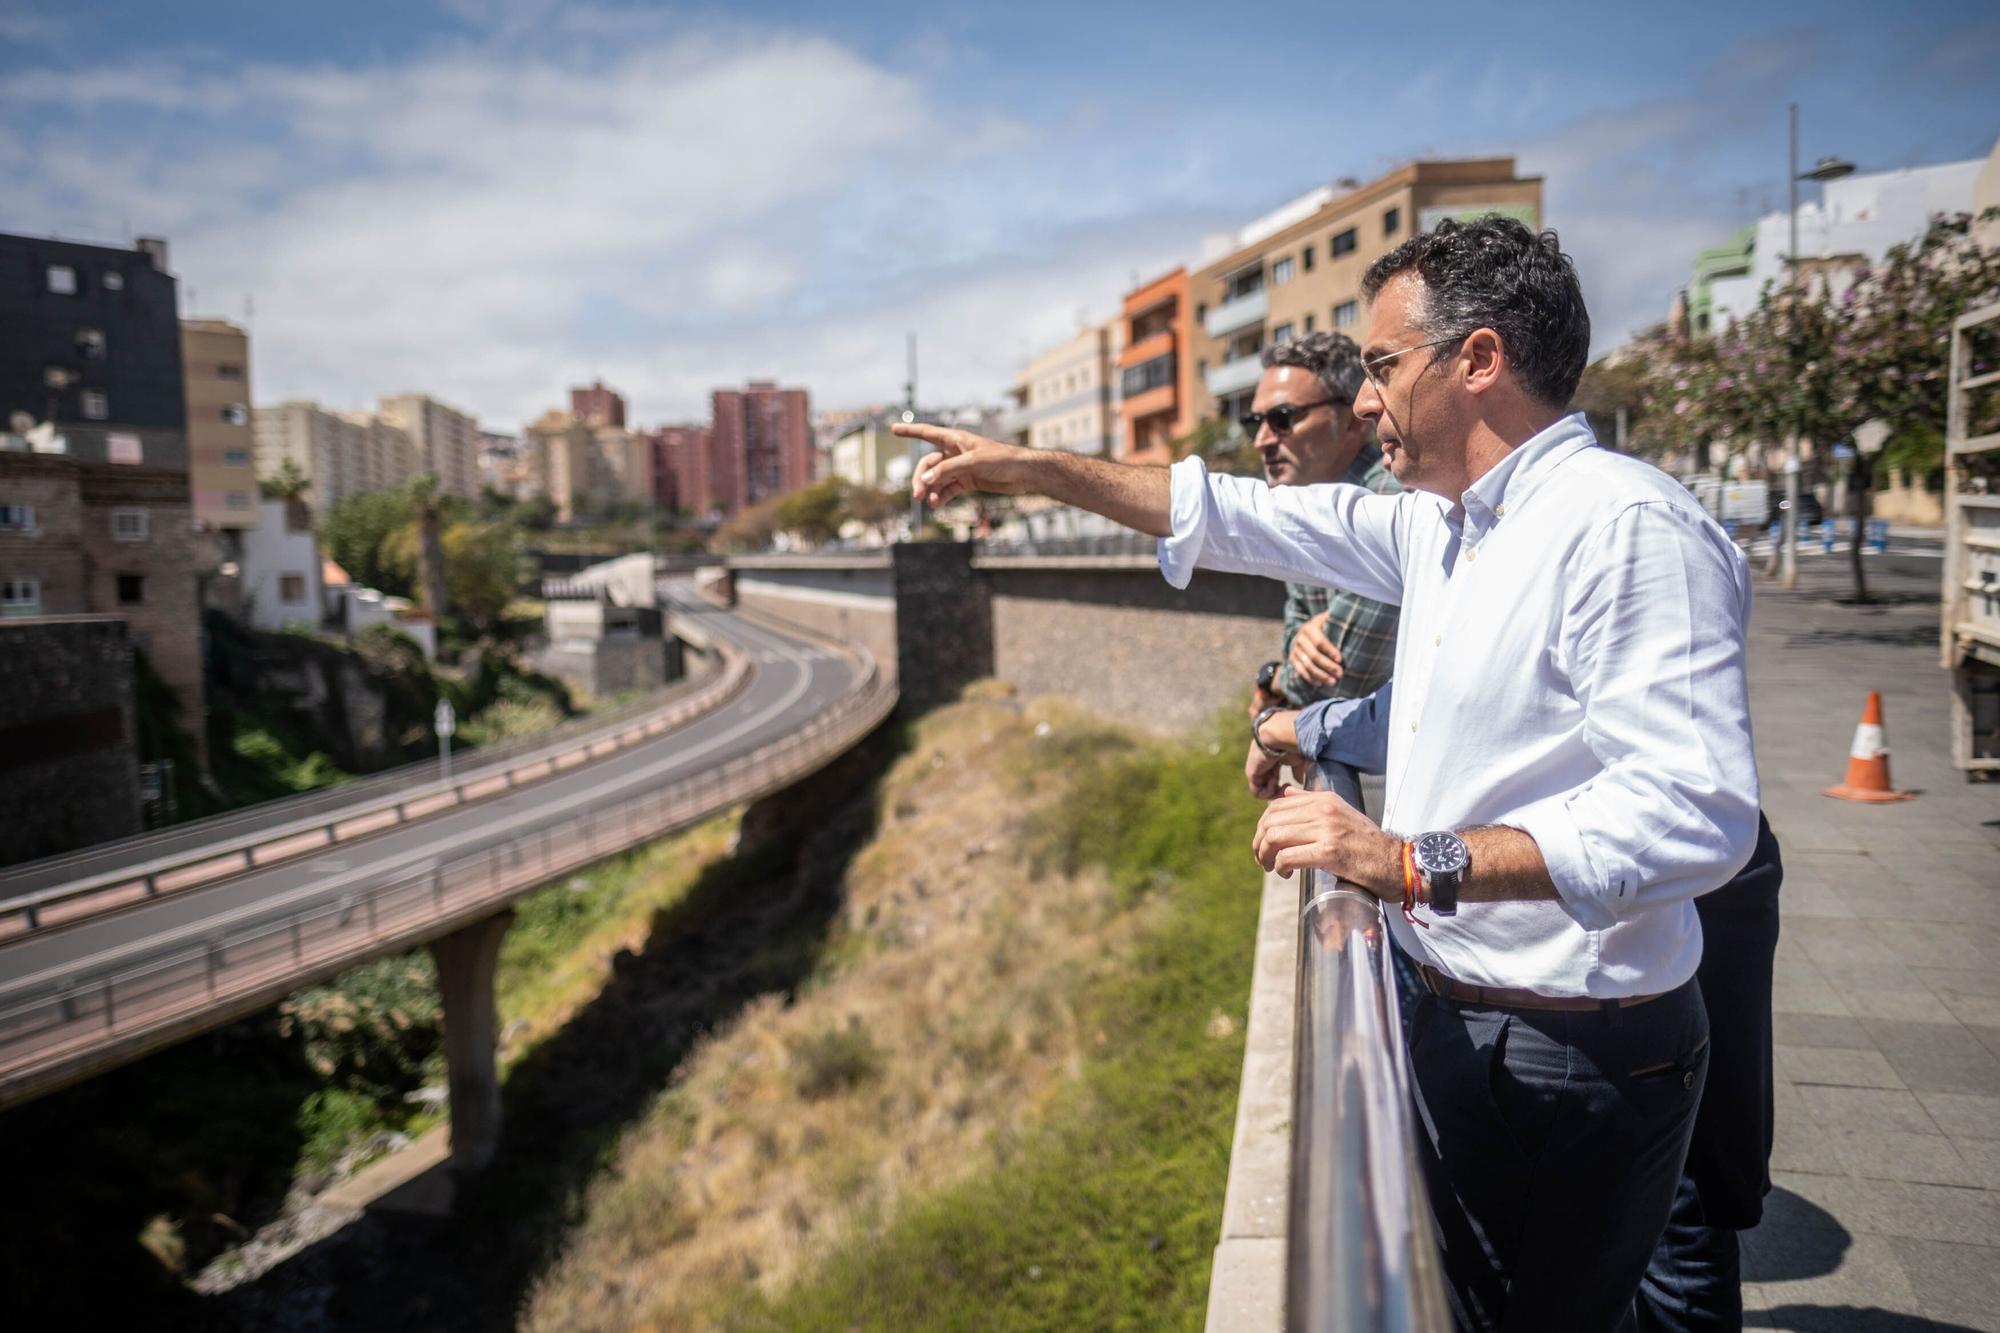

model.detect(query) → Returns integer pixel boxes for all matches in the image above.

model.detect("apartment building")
[1001,320,1124,456]
[253,401,417,519]
[378,392,480,499]
[180,318,259,531]
[1117,268,1194,464]
[649,425,710,515]
[710,381,812,515]
[1181,158,1542,428]
[571,379,627,429]
[525,410,597,523]
[1,231,207,768]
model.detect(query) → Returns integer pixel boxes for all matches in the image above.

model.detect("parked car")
[1766,489,1825,528]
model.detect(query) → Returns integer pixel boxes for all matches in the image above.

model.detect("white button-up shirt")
[1162,413,1759,997]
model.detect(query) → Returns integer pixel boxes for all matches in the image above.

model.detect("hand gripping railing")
[0,653,897,1108]
[1288,762,1451,1331]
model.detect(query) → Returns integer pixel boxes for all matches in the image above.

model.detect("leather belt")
[1417,963,1667,1013]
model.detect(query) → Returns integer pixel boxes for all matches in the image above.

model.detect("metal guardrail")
[0,655,897,1107]
[0,636,753,937]
[972,533,1159,561]
[1288,762,1450,1331]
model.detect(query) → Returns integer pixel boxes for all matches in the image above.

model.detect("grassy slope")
[523,690,1266,1331]
[739,720,1264,1330]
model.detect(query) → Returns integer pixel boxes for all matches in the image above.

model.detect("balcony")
[1204,352,1263,399]
[1204,288,1267,339]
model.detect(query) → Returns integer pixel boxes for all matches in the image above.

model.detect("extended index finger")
[890,422,965,454]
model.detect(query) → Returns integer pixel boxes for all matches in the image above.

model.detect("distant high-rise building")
[253,402,416,518]
[710,380,811,515]
[524,410,596,524]
[1,230,206,769]
[180,318,261,529]
[650,425,712,515]
[377,392,479,499]
[570,380,627,430]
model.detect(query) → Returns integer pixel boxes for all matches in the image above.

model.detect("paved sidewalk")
[1740,559,2000,1332]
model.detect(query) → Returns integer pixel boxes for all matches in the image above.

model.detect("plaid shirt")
[1277,444,1402,706]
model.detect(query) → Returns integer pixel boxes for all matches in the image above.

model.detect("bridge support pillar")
[429,909,514,1171]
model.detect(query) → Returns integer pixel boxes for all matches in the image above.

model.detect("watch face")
[1414,831,1469,875]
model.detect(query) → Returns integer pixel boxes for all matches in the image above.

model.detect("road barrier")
[0,654,895,1108]
[0,637,754,939]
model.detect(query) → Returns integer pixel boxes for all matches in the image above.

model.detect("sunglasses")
[1240,396,1342,440]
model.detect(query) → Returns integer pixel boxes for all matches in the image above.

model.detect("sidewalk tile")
[1845,988,1959,1023]
[1825,1127,1968,1185]
[1768,1173,2000,1246]
[1775,1045,1906,1090]
[1916,1092,2000,1140]
[1887,1237,2000,1329]
[1741,1228,1921,1314]
[1772,1012,1876,1050]
[1796,1085,1940,1135]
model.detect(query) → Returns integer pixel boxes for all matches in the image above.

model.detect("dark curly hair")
[1259,330,1365,405]
[1360,215,1590,408]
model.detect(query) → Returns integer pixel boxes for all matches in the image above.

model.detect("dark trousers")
[1409,977,1710,1332]
[1637,814,1784,1331]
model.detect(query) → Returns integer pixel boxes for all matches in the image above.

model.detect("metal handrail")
[0,652,897,1106]
[1288,762,1451,1331]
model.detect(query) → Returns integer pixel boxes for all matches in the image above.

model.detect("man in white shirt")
[895,216,1761,1330]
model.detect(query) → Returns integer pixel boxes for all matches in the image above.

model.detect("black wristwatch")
[1411,830,1468,917]
[1255,660,1282,695]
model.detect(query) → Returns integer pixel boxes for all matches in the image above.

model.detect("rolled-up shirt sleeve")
[1508,501,1760,929]
[1295,682,1393,774]
[1158,455,1407,604]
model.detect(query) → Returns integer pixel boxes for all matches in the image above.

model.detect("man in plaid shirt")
[1244,333,1402,799]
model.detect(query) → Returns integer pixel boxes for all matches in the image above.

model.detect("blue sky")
[3,0,1996,430]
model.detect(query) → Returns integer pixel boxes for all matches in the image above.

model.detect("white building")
[1705,154,1986,329]
[238,498,325,632]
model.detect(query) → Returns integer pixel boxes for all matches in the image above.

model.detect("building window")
[1304,314,1316,334]
[1272,322,1296,344]
[117,574,145,605]
[103,271,125,292]
[81,390,108,420]
[107,432,142,464]
[46,265,77,295]
[225,491,253,510]
[1334,300,1359,328]
[76,328,106,360]
[1195,303,1208,324]
[0,504,34,533]
[279,574,307,603]
[1,577,42,616]
[1120,353,1175,398]
[1302,245,1315,272]
[1332,228,1358,257]
[111,508,149,542]
[224,448,251,466]
[216,362,244,379]
[221,404,248,425]
[1272,257,1295,286]
[1384,207,1401,236]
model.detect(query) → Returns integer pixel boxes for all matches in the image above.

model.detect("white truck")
[1944,299,2000,777]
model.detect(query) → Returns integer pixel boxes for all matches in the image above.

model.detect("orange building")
[1116,267,1194,465]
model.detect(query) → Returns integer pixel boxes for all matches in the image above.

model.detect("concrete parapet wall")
[985,563,1284,734]
[728,546,1288,733]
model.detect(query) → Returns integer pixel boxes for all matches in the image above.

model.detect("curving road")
[0,587,858,1013]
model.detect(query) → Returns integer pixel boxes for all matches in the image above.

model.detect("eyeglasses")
[1360,335,1465,386]
[1240,396,1341,440]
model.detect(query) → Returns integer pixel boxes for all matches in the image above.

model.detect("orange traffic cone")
[1822,691,1915,803]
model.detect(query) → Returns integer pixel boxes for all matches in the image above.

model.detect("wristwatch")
[1255,660,1282,695]
[1251,704,1287,760]
[1410,831,1468,917]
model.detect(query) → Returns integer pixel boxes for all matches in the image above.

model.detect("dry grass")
[521,688,1166,1331]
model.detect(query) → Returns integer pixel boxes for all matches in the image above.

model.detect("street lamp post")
[1780,103,1856,588]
